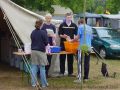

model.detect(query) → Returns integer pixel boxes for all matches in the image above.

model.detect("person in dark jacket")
[58,13,78,76]
[30,19,49,88]
[41,13,56,78]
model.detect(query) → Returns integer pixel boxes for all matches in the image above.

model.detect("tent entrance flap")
[0,8,15,63]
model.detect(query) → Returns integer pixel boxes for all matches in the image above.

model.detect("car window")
[96,28,120,38]
[92,28,98,36]
[108,29,120,37]
[97,29,111,38]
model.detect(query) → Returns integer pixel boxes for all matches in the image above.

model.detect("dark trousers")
[83,53,90,79]
[60,54,73,75]
[45,55,52,76]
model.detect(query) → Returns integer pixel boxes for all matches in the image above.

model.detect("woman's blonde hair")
[45,13,52,18]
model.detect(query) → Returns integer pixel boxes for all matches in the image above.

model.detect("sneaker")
[46,83,49,87]
[42,85,46,88]
[32,84,36,87]
[84,79,89,82]
[41,83,49,88]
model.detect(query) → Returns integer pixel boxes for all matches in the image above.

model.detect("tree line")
[12,0,120,14]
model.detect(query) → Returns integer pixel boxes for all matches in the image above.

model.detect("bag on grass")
[101,62,109,77]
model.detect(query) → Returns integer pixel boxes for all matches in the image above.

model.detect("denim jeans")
[31,64,48,87]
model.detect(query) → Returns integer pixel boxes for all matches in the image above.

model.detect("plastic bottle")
[46,44,51,54]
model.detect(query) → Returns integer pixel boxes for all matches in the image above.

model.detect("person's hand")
[70,39,74,42]
[47,53,52,55]
[71,39,77,42]
[66,36,72,41]
[63,34,68,39]
[48,34,56,38]
[52,40,56,46]
[60,34,68,39]
[71,35,79,42]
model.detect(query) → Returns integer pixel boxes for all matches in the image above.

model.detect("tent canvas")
[0,0,62,45]
[0,0,62,74]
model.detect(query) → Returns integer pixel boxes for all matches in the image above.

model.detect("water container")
[24,43,31,54]
[46,44,51,54]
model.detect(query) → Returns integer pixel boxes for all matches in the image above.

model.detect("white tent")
[0,0,62,44]
[0,0,62,74]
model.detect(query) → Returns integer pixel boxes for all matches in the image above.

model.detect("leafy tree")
[95,6,104,14]
[12,0,56,13]
[12,0,25,7]
[11,0,120,14]
[12,0,84,13]
[59,0,84,13]
[106,0,120,14]
[86,0,96,13]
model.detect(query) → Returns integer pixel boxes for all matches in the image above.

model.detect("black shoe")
[58,73,64,77]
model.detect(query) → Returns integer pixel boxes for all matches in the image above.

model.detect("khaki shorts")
[31,50,48,65]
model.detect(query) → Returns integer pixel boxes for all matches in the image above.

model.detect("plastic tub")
[50,46,61,53]
[64,41,79,53]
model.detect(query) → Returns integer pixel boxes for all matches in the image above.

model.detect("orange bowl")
[64,41,79,53]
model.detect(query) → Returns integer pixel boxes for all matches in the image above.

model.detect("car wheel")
[99,48,107,58]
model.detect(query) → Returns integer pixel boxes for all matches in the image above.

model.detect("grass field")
[47,56,120,90]
[0,56,120,90]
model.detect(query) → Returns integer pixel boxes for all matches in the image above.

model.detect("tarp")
[0,0,62,44]
[102,14,120,20]
[75,12,101,18]
[75,12,120,20]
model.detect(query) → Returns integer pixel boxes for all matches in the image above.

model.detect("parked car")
[92,27,120,58]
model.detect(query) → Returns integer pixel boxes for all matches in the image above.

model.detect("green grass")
[46,56,120,90]
[0,56,120,90]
